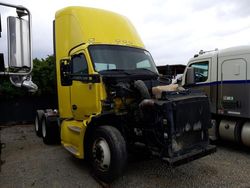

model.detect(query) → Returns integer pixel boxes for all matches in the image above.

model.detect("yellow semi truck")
[35,6,216,183]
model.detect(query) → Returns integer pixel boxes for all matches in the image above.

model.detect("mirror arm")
[0,14,2,38]
[0,2,30,14]
[9,75,37,92]
[70,73,101,83]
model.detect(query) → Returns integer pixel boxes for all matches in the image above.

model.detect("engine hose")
[134,80,151,99]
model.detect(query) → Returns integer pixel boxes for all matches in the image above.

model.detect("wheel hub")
[92,138,111,171]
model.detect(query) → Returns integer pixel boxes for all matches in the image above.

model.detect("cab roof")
[55,6,145,48]
[190,45,250,62]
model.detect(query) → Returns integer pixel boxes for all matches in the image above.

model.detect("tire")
[35,110,44,137]
[41,114,60,145]
[134,80,151,99]
[87,126,127,183]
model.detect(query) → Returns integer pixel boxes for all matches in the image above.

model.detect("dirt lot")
[1,124,250,188]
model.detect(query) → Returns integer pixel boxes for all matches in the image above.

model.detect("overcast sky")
[1,0,250,66]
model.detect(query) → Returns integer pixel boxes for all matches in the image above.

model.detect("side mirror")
[7,16,31,71]
[0,3,36,91]
[0,53,4,72]
[185,67,195,85]
[0,13,4,72]
[60,59,72,86]
[0,14,2,38]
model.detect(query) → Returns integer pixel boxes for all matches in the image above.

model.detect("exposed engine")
[102,75,212,162]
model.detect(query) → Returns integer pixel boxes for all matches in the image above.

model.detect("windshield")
[88,45,158,74]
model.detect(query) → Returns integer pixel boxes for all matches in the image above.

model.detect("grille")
[173,97,210,134]
[172,97,210,152]
[175,131,204,153]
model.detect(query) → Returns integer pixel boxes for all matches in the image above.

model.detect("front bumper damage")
[140,90,217,166]
[162,145,216,167]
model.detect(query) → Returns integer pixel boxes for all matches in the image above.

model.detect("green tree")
[32,55,56,96]
[0,76,27,98]
[0,55,56,98]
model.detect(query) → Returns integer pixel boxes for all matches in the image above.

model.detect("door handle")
[72,104,77,110]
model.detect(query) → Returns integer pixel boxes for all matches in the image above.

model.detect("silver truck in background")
[0,2,36,170]
[182,46,250,147]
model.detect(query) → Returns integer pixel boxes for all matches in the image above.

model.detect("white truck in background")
[182,46,250,147]
[0,2,36,170]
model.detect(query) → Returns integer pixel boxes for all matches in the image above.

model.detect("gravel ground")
[1,124,250,188]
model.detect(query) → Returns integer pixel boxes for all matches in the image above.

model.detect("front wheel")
[87,126,127,183]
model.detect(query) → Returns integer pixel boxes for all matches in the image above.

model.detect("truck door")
[220,59,247,117]
[69,51,101,120]
[188,59,218,113]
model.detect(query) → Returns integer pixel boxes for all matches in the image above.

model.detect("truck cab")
[182,50,217,114]
[182,46,250,147]
[35,6,216,183]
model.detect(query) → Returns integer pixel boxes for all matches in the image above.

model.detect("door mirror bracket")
[185,67,195,85]
[60,58,72,86]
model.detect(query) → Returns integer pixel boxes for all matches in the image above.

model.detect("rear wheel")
[35,110,44,137]
[41,114,60,145]
[87,126,127,183]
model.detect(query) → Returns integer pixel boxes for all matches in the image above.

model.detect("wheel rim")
[35,116,39,132]
[92,138,111,172]
[42,119,46,138]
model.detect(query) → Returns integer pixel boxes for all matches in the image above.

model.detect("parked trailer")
[182,46,250,147]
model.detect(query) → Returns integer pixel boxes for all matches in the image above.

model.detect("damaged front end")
[139,90,216,166]
[101,72,216,166]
